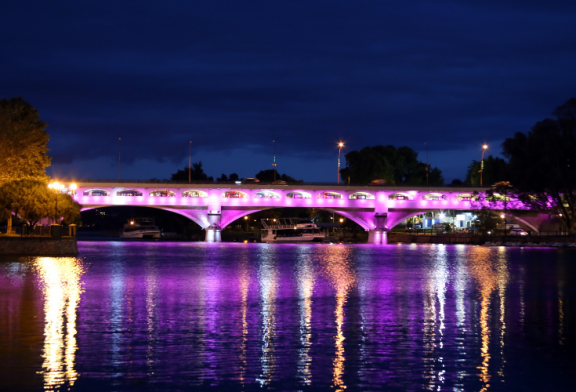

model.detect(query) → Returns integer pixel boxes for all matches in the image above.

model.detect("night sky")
[2,1,575,183]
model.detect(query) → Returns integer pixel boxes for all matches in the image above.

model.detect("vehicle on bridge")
[121,218,161,239]
[261,218,326,243]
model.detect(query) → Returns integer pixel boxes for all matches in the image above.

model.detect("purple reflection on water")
[0,242,575,391]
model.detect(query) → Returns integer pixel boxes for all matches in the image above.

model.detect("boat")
[120,218,161,239]
[260,218,326,242]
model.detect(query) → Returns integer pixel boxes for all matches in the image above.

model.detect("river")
[1,242,574,391]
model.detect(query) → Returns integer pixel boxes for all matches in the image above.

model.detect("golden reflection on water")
[319,246,356,392]
[496,247,509,380]
[467,247,508,392]
[34,257,86,389]
[257,247,278,387]
[296,248,316,385]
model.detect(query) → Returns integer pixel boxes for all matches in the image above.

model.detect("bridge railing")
[66,178,489,188]
[391,229,574,237]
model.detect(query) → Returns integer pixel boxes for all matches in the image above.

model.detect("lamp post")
[48,182,76,224]
[48,182,63,224]
[272,140,277,182]
[189,141,192,183]
[118,138,121,181]
[479,144,488,186]
[337,142,344,184]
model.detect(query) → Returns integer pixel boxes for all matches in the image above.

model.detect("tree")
[502,98,576,231]
[465,155,509,185]
[0,179,81,226]
[171,161,213,182]
[217,172,239,182]
[255,169,298,182]
[340,145,443,185]
[0,97,51,185]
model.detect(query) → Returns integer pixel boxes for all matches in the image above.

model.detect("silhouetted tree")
[255,169,298,182]
[340,145,443,185]
[465,155,509,185]
[171,162,213,182]
[502,98,576,231]
[217,172,239,181]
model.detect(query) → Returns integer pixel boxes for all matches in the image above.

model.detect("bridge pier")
[204,211,222,242]
[368,229,388,244]
[205,225,222,242]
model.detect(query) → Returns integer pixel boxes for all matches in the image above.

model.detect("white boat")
[121,218,161,239]
[261,218,326,242]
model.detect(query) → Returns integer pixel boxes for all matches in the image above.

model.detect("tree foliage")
[0,97,51,185]
[465,155,509,186]
[217,173,239,181]
[340,145,443,185]
[502,98,576,231]
[171,162,213,181]
[255,169,298,182]
[0,179,81,226]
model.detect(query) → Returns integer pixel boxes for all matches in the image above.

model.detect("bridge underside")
[80,205,559,244]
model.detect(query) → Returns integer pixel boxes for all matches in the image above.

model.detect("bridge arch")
[318,191,342,199]
[389,192,412,200]
[79,205,207,230]
[182,190,208,198]
[457,192,478,201]
[500,212,539,233]
[82,189,110,196]
[422,192,447,201]
[286,191,311,199]
[349,192,374,200]
[321,208,373,231]
[150,190,175,197]
[255,191,281,199]
[116,189,143,196]
[222,190,247,198]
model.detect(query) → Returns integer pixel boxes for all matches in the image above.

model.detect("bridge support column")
[205,225,222,242]
[205,212,222,242]
[368,229,387,244]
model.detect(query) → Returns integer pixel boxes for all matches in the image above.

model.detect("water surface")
[1,242,574,391]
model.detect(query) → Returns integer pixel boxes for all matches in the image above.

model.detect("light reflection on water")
[296,246,315,385]
[319,245,356,391]
[0,242,574,391]
[257,246,279,387]
[34,257,86,389]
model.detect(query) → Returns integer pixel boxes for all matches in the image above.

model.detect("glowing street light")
[48,182,64,224]
[48,182,76,224]
[337,142,344,184]
[479,144,488,186]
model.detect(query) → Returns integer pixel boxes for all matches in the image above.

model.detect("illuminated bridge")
[71,181,538,243]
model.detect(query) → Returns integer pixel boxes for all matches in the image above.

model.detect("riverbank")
[0,237,78,256]
[388,232,576,245]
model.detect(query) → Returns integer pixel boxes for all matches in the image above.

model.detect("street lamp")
[48,182,76,224]
[337,142,344,184]
[48,182,63,224]
[479,144,488,186]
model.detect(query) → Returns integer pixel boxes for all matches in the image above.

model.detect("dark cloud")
[1,0,575,181]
